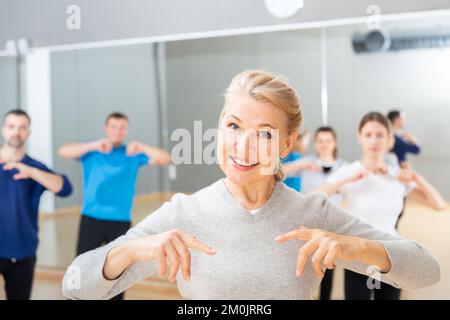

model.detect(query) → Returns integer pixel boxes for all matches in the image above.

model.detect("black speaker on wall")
[352,29,450,53]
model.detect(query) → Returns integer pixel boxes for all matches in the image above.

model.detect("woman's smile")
[229,155,259,171]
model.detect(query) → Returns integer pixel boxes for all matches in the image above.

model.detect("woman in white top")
[317,112,447,300]
[283,126,346,300]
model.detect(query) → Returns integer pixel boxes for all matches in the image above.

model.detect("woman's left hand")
[275,226,368,278]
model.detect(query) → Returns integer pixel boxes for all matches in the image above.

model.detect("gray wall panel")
[52,44,162,208]
[165,35,260,192]
[2,0,450,50]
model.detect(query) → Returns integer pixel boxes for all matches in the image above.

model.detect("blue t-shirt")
[80,145,149,222]
[0,155,72,260]
[282,152,303,192]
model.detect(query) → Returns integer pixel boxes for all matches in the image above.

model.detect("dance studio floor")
[1,193,449,300]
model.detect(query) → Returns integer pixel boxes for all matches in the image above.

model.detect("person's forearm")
[138,144,158,157]
[29,168,64,193]
[415,174,447,211]
[406,138,420,147]
[139,143,170,165]
[313,179,346,197]
[359,239,391,273]
[58,142,95,159]
[103,242,136,280]
[282,161,307,176]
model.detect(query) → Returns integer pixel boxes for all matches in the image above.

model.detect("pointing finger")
[178,231,216,255]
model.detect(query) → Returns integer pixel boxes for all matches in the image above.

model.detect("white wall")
[25,49,55,212]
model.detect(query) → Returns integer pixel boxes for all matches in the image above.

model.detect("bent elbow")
[410,254,441,289]
[428,258,441,287]
[55,176,73,197]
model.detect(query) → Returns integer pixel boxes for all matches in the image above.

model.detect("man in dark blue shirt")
[0,109,72,300]
[387,110,421,167]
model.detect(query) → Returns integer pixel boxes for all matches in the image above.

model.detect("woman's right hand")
[125,229,216,282]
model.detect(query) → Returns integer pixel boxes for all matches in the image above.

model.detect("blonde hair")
[221,70,303,181]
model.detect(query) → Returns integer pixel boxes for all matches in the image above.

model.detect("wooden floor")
[1,193,449,300]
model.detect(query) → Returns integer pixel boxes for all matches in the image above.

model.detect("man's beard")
[6,136,25,148]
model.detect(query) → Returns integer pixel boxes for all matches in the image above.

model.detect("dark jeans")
[344,269,401,300]
[319,269,334,300]
[0,256,36,300]
[76,215,131,300]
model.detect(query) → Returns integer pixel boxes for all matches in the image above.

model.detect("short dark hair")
[105,112,128,125]
[387,110,401,124]
[3,109,31,124]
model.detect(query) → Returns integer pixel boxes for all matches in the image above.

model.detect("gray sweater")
[62,179,440,300]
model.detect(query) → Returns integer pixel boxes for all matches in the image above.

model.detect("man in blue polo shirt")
[58,112,171,300]
[0,109,72,300]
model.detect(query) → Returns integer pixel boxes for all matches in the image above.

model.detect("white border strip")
[320,28,328,126]
[25,49,55,213]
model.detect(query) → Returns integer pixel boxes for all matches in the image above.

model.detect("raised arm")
[398,133,421,154]
[282,160,320,178]
[3,162,71,195]
[400,169,447,211]
[313,170,367,196]
[58,139,111,160]
[126,141,171,166]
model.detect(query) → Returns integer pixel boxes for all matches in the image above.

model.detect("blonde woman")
[62,71,440,300]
